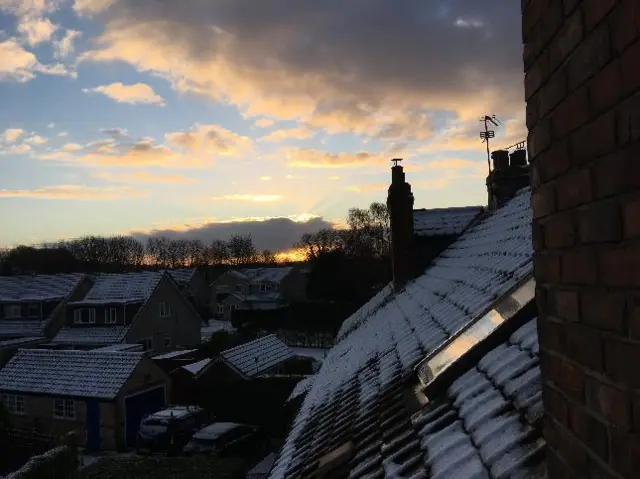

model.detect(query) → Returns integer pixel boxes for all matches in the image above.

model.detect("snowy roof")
[0,273,85,301]
[194,422,243,440]
[163,268,197,286]
[149,405,203,420]
[0,320,47,339]
[182,358,212,376]
[0,337,45,349]
[270,187,535,478]
[92,343,143,352]
[232,293,281,303]
[152,349,198,360]
[50,326,129,346]
[231,267,293,284]
[70,271,162,304]
[413,206,484,237]
[220,334,295,379]
[0,349,145,399]
[286,376,315,403]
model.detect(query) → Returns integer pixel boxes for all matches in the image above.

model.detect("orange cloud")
[82,82,166,106]
[209,194,283,202]
[286,148,385,168]
[165,123,253,156]
[259,127,314,142]
[0,185,144,200]
[92,171,198,183]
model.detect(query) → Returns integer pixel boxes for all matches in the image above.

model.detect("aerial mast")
[480,115,500,204]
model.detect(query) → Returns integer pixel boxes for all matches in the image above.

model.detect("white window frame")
[27,303,39,318]
[217,303,224,314]
[73,308,96,325]
[105,308,117,325]
[3,304,21,319]
[53,398,75,420]
[1,394,25,415]
[159,302,170,318]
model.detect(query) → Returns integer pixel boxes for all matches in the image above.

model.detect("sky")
[0,0,527,253]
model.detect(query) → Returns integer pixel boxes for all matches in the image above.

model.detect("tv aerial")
[480,115,500,203]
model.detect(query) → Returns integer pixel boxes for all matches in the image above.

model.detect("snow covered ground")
[292,348,329,361]
[201,320,236,342]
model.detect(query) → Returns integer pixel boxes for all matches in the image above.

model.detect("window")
[27,303,39,318]
[1,394,25,414]
[3,304,21,318]
[229,304,238,311]
[259,284,267,292]
[138,337,153,351]
[53,398,75,419]
[159,302,170,317]
[235,285,242,293]
[164,336,171,349]
[73,308,96,324]
[105,308,117,324]
[217,304,224,314]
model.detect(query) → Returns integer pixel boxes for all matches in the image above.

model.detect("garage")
[124,385,167,448]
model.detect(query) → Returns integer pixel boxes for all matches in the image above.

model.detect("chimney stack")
[486,148,530,210]
[387,159,416,291]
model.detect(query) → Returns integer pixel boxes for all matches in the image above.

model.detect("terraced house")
[49,271,201,353]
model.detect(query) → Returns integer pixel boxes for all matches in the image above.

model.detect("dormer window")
[3,304,21,318]
[27,303,39,318]
[105,308,117,324]
[74,308,96,324]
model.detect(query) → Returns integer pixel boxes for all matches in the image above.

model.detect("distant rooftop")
[0,273,85,302]
[70,271,163,305]
[50,326,129,346]
[413,205,484,237]
[220,334,294,379]
[230,267,293,284]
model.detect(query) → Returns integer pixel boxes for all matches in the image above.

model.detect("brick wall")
[523,0,640,476]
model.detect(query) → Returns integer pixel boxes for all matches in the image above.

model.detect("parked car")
[137,405,212,455]
[183,422,266,457]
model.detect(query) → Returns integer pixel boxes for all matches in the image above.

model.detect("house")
[0,273,91,341]
[0,337,47,367]
[211,267,307,321]
[269,162,542,477]
[162,268,211,317]
[0,349,170,451]
[49,271,201,353]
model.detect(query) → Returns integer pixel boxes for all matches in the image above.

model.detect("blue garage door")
[124,386,166,448]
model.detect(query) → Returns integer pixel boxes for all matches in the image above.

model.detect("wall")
[210,272,247,318]
[126,275,201,352]
[524,0,640,477]
[188,269,212,315]
[279,268,308,301]
[2,394,117,450]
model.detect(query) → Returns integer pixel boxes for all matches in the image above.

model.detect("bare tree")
[260,249,278,264]
[207,239,230,265]
[227,234,258,265]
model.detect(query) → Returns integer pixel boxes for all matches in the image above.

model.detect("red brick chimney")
[524,0,640,477]
[387,159,416,291]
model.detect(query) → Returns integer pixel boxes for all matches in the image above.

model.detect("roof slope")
[220,334,294,378]
[231,267,293,284]
[413,206,484,237]
[270,187,534,478]
[72,271,163,304]
[163,268,197,286]
[0,273,85,301]
[0,349,145,399]
[50,326,129,346]
[0,320,48,339]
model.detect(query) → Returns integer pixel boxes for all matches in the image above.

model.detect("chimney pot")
[491,150,509,170]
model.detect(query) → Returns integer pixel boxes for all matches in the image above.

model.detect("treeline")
[0,234,278,275]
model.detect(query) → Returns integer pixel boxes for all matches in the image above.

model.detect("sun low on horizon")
[0,0,527,253]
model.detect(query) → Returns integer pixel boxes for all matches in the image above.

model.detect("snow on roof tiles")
[152,349,197,360]
[0,273,85,301]
[220,334,295,379]
[231,267,293,284]
[0,337,45,349]
[163,268,197,286]
[92,343,143,352]
[0,349,145,399]
[182,358,212,375]
[270,187,535,478]
[413,206,484,237]
[74,271,162,304]
[50,326,129,346]
[0,320,47,339]
[287,375,315,403]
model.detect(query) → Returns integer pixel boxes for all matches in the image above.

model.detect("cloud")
[92,170,197,183]
[1,128,25,143]
[73,0,118,16]
[82,82,166,106]
[25,134,47,145]
[210,194,282,202]
[58,131,68,137]
[255,118,274,128]
[327,175,341,180]
[53,29,82,58]
[131,215,332,252]
[0,184,144,200]
[61,143,83,151]
[79,0,524,141]
[16,15,57,45]
[260,127,314,143]
[345,183,388,194]
[47,122,55,128]
[0,39,75,82]
[100,127,128,138]
[259,176,272,181]
[4,144,32,154]
[38,151,72,160]
[79,139,208,168]
[164,123,252,156]
[285,148,385,168]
